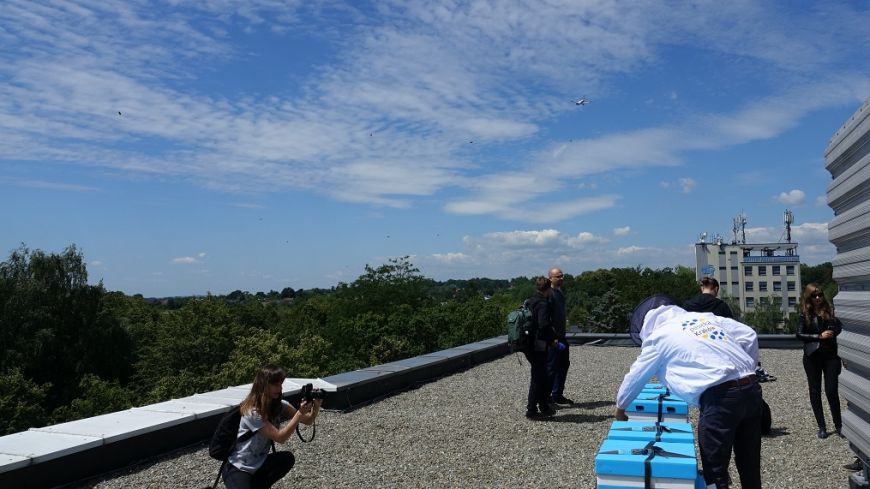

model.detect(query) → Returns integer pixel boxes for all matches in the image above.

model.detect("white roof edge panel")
[31,409,194,444]
[0,454,30,474]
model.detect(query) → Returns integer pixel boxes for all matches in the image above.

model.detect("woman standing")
[523,276,559,420]
[796,284,842,439]
[224,365,321,489]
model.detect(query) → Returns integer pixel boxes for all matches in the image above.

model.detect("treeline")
[0,245,834,435]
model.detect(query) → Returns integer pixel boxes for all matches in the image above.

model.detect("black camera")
[300,383,327,402]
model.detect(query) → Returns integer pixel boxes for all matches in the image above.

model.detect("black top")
[550,288,567,339]
[682,293,734,319]
[796,312,842,357]
[526,296,557,344]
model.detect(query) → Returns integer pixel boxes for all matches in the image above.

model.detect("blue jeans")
[698,379,762,489]
[547,342,570,398]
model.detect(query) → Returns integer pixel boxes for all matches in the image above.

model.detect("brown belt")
[718,374,757,388]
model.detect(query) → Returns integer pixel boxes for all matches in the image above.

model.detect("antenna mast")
[784,209,793,243]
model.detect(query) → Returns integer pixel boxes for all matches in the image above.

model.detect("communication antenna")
[732,212,748,244]
[698,232,707,244]
[784,209,793,243]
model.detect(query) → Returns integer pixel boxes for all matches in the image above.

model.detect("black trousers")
[547,342,570,398]
[223,451,295,489]
[698,379,763,489]
[523,350,550,412]
[802,351,842,430]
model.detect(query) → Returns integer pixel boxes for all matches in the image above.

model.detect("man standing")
[683,277,734,319]
[547,267,573,405]
[615,298,762,489]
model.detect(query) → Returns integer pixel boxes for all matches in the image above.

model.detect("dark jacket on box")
[682,293,734,319]
[796,313,842,357]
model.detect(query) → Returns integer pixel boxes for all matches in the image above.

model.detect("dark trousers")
[802,351,842,430]
[547,342,570,398]
[698,379,762,489]
[524,350,550,412]
[223,451,295,489]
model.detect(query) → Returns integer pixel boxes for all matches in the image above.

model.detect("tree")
[280,287,296,299]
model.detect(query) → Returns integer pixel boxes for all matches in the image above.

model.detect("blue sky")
[2,1,869,297]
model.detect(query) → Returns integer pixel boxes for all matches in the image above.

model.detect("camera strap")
[296,421,316,442]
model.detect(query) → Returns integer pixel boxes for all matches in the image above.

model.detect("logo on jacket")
[682,317,729,341]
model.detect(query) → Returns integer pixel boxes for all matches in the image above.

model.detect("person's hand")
[297,400,312,416]
[615,408,628,421]
[557,341,567,351]
[820,330,834,340]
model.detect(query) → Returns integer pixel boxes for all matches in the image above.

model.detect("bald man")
[547,267,573,405]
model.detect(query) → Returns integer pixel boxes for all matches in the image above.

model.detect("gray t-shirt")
[228,399,290,473]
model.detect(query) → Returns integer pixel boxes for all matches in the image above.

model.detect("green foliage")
[742,297,784,333]
[0,368,51,435]
[6,243,819,436]
[52,374,134,423]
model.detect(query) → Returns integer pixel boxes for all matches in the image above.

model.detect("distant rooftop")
[83,347,852,489]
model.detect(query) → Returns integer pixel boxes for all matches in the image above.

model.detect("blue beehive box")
[626,395,689,423]
[637,391,686,403]
[596,439,699,489]
[607,421,694,444]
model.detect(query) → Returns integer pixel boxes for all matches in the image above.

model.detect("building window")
[787,281,796,291]
[773,282,782,292]
[745,282,754,292]
[772,265,781,275]
[746,297,755,308]
[786,265,795,275]
[759,281,768,292]
[788,297,797,307]
[758,266,767,276]
[774,296,783,305]
[719,266,726,272]
[744,266,753,276]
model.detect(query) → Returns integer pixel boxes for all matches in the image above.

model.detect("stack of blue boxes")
[595,382,705,488]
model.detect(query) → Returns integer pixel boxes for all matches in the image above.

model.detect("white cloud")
[815,195,827,207]
[679,178,696,193]
[777,189,806,205]
[614,226,631,236]
[1,1,868,222]
[617,246,653,256]
[89,260,103,267]
[172,257,198,264]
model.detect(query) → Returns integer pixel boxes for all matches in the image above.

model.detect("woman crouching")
[224,365,321,489]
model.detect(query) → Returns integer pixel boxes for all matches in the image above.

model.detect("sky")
[2,1,869,297]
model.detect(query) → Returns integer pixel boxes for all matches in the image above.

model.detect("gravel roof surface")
[80,346,856,489]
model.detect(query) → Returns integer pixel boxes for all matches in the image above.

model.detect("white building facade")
[694,239,801,317]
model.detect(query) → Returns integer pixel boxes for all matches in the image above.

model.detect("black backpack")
[208,407,255,460]
[204,406,276,489]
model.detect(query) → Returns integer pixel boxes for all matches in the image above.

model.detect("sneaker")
[553,396,575,405]
[843,459,863,471]
[817,428,828,439]
[539,405,557,417]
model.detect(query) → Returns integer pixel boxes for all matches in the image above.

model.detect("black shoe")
[553,396,575,405]
[817,428,828,439]
[525,410,543,420]
[843,459,863,471]
[539,405,557,416]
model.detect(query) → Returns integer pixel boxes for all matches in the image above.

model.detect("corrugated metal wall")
[825,98,870,476]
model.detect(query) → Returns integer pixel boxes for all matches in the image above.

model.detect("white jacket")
[616,305,759,408]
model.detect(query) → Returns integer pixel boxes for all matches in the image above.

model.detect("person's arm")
[534,299,557,346]
[258,401,313,444]
[719,318,759,364]
[795,313,821,342]
[615,343,662,414]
